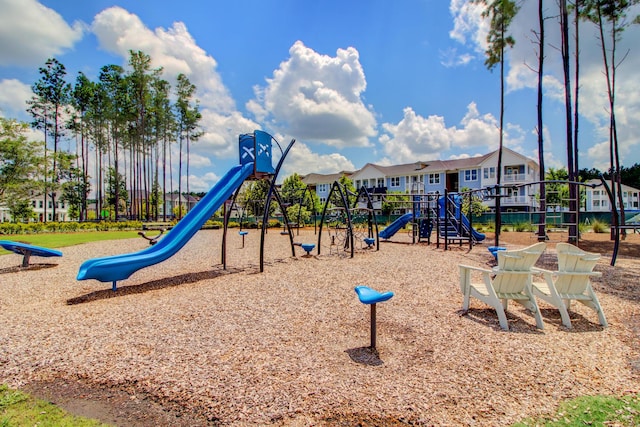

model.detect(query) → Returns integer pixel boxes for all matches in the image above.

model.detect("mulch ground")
[1,229,639,426]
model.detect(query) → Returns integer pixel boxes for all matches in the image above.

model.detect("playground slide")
[77,162,254,284]
[459,212,486,241]
[379,213,413,240]
[438,196,485,241]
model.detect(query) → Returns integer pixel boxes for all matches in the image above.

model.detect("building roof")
[584,179,640,193]
[357,152,495,177]
[302,171,354,185]
[302,147,539,184]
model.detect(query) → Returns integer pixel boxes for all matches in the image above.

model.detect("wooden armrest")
[554,270,602,277]
[459,264,492,274]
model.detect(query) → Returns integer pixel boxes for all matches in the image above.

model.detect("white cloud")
[439,47,474,67]
[450,102,499,149]
[0,79,32,119]
[379,107,452,163]
[181,172,220,193]
[91,6,261,166]
[587,141,611,171]
[0,0,84,66]
[92,7,234,113]
[448,0,488,56]
[247,41,377,148]
[378,103,532,164]
[281,142,355,177]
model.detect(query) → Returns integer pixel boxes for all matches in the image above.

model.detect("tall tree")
[70,72,95,221]
[582,0,640,231]
[559,0,579,243]
[27,58,71,221]
[174,73,202,218]
[533,0,547,240]
[99,64,128,220]
[150,77,173,221]
[475,0,520,246]
[127,51,162,220]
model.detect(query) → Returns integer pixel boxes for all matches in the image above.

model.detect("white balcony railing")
[502,196,529,205]
[503,173,527,183]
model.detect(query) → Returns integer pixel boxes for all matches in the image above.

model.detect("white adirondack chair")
[532,243,607,328]
[459,242,546,330]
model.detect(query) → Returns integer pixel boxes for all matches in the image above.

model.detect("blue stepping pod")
[355,286,394,304]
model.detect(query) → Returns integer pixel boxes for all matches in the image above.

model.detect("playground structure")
[377,189,486,250]
[488,176,625,265]
[371,174,630,265]
[77,130,296,290]
[317,183,380,257]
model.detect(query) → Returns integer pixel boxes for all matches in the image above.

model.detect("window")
[505,166,519,175]
[39,201,43,208]
[377,178,384,187]
[428,173,440,184]
[483,167,495,179]
[317,184,328,193]
[593,190,600,196]
[593,200,601,208]
[390,177,400,187]
[464,169,478,181]
[355,180,361,189]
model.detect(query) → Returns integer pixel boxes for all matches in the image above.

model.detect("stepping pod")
[354,286,394,350]
[239,231,248,248]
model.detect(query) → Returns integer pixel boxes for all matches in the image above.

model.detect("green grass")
[0,231,141,255]
[512,393,640,426]
[1,384,110,426]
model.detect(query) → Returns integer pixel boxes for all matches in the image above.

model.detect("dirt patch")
[24,378,207,426]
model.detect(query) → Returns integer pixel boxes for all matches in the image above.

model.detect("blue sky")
[1,0,639,192]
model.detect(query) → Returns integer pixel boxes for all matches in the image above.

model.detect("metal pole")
[370,303,377,349]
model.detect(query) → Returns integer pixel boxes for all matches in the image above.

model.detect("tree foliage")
[18,52,203,223]
[0,118,43,220]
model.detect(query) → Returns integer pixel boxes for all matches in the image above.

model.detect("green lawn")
[0,231,141,255]
[1,384,110,427]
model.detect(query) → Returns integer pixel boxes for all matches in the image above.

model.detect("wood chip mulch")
[0,229,639,426]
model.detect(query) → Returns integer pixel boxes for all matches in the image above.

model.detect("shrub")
[591,219,609,233]
[513,222,533,232]
[268,219,282,228]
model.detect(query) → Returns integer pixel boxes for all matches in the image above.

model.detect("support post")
[370,303,377,349]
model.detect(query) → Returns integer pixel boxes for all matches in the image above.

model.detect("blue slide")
[438,196,485,241]
[77,162,254,286]
[379,212,413,240]
[459,212,485,241]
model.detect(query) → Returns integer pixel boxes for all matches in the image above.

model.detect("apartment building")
[584,179,640,212]
[303,147,541,212]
